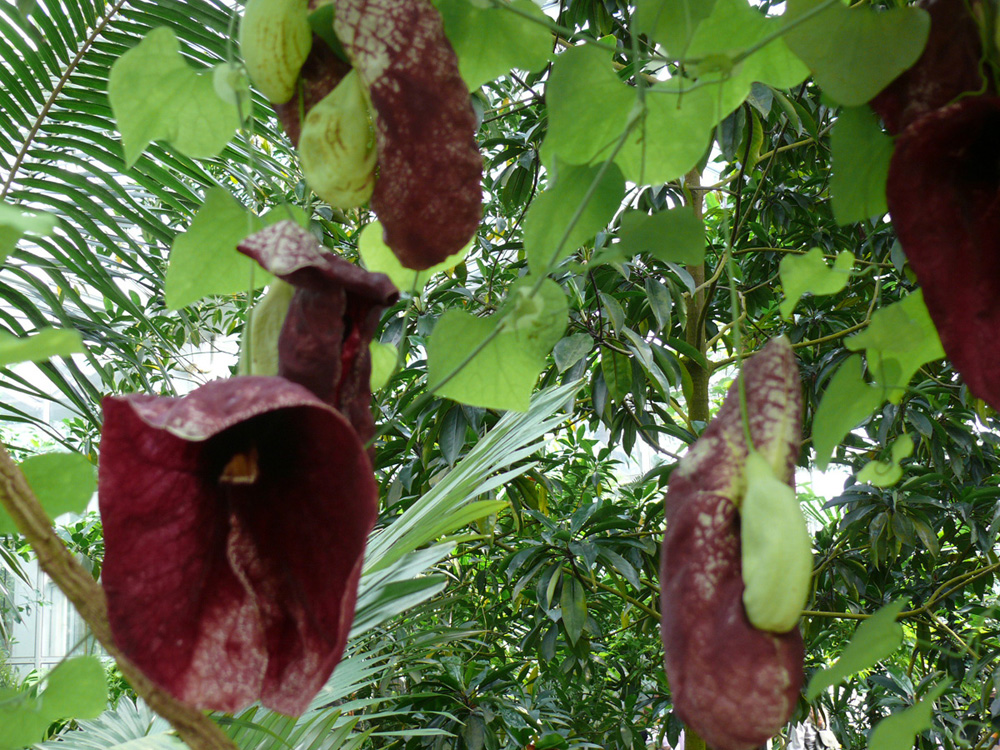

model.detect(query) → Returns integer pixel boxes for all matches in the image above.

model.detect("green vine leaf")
[806,600,905,700]
[370,341,397,392]
[634,0,717,59]
[109,26,241,167]
[846,291,944,404]
[0,657,107,750]
[427,278,568,411]
[543,45,636,168]
[435,0,551,90]
[0,453,97,536]
[617,0,807,184]
[812,354,883,471]
[831,106,893,225]
[783,0,930,106]
[605,207,706,266]
[779,248,854,319]
[0,203,57,264]
[869,682,948,750]
[523,162,625,275]
[165,190,308,310]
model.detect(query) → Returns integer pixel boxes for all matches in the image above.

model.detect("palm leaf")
[0,0,298,443]
[36,697,182,750]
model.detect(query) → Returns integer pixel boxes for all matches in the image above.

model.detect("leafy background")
[1,0,999,749]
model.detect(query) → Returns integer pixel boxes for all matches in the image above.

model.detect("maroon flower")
[237,220,399,448]
[886,97,1000,409]
[99,377,378,715]
[268,0,483,271]
[661,338,803,750]
[99,226,398,714]
[868,0,1000,409]
[333,0,483,271]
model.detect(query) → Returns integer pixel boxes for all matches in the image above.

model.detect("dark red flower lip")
[99,376,378,716]
[886,96,1000,409]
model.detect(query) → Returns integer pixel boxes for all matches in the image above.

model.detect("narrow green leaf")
[845,291,944,404]
[435,0,551,90]
[831,106,893,225]
[599,293,625,334]
[427,278,568,411]
[779,248,854,319]
[561,577,587,644]
[783,0,930,106]
[108,26,240,166]
[164,188,276,310]
[869,682,948,750]
[0,328,83,368]
[645,278,673,331]
[523,162,625,275]
[370,341,397,392]
[812,354,884,471]
[553,334,593,373]
[0,452,97,535]
[0,203,57,264]
[601,349,632,404]
[806,600,905,700]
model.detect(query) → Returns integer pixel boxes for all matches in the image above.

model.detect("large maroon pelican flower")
[99,377,377,715]
[100,227,398,715]
[260,0,483,271]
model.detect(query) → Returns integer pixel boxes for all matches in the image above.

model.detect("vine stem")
[0,444,239,750]
[365,108,644,452]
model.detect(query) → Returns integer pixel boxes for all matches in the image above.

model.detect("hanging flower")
[99,226,399,715]
[870,0,1000,410]
[99,377,377,715]
[246,0,482,271]
[660,338,804,750]
[237,219,399,447]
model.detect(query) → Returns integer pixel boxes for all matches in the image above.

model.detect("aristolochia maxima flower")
[238,220,399,447]
[254,0,483,271]
[660,338,804,750]
[100,228,398,715]
[99,377,378,715]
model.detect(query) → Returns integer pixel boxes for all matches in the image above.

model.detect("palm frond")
[0,0,298,445]
[37,697,181,750]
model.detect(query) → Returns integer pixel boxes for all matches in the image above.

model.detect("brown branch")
[804,561,1000,622]
[0,444,239,750]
